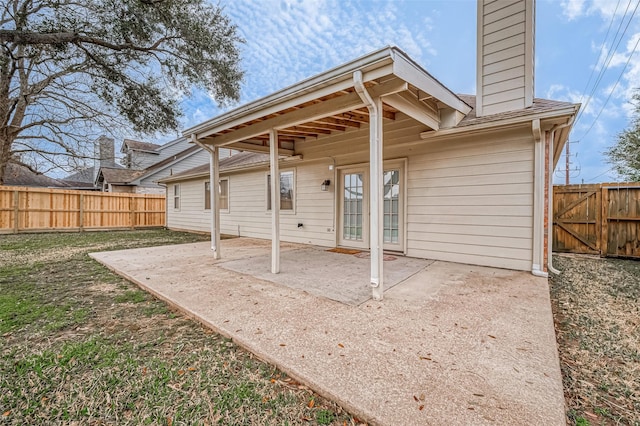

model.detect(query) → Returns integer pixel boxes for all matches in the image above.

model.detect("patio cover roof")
[184,46,472,155]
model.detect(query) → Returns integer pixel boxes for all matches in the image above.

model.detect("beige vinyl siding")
[220,163,335,245]
[167,180,208,232]
[167,114,535,271]
[478,0,533,116]
[405,127,533,270]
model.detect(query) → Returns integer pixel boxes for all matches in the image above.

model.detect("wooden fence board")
[0,185,165,233]
[554,183,640,258]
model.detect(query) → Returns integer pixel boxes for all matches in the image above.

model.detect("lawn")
[550,254,640,426]
[0,230,359,425]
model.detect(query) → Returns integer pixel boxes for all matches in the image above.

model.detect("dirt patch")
[550,254,640,425]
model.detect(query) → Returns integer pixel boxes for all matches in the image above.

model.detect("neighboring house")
[120,139,162,169]
[2,163,77,188]
[161,0,579,293]
[64,136,123,189]
[96,137,235,193]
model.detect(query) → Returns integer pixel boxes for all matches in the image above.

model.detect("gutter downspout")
[191,134,221,259]
[531,119,547,278]
[547,115,576,275]
[353,70,384,301]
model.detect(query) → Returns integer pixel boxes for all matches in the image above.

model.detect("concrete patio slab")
[219,246,433,305]
[90,238,566,425]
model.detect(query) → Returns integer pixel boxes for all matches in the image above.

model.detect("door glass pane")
[343,172,364,241]
[383,170,400,244]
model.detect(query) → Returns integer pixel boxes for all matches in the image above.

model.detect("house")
[120,139,163,169]
[2,162,78,188]
[92,136,235,193]
[160,0,580,300]
[64,135,122,189]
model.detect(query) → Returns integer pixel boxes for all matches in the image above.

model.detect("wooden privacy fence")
[553,182,640,258]
[0,186,165,234]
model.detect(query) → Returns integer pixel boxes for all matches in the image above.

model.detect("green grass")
[0,230,354,425]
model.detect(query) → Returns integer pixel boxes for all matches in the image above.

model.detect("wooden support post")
[270,129,280,274]
[13,190,19,234]
[370,96,384,300]
[211,147,221,259]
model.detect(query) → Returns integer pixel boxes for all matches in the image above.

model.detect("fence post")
[79,193,85,231]
[130,195,136,230]
[13,190,19,234]
[600,186,608,257]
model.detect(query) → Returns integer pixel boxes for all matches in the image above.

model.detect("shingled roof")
[455,95,577,128]
[98,167,146,185]
[2,163,72,188]
[159,151,269,183]
[122,139,162,153]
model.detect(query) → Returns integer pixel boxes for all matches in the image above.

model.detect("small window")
[267,170,294,211]
[204,181,211,210]
[173,184,180,210]
[204,178,229,212]
[219,178,229,211]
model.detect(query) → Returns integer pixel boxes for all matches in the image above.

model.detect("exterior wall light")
[321,179,331,191]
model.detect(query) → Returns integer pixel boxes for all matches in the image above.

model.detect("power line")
[586,166,616,182]
[578,28,640,141]
[575,0,638,126]
[576,0,622,116]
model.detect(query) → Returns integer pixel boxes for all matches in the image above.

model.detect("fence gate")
[553,186,600,254]
[553,183,640,259]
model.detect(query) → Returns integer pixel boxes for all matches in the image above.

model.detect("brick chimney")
[476,0,535,117]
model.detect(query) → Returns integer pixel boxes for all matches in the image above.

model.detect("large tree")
[605,90,640,182]
[0,0,243,183]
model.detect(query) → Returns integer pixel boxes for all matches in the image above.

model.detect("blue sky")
[179,0,640,184]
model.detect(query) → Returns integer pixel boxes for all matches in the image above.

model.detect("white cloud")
[561,0,587,20]
[222,0,439,104]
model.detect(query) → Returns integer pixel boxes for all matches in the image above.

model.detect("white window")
[267,170,294,211]
[173,184,180,210]
[205,178,229,212]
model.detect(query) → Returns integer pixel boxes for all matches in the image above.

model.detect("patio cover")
[183,46,474,301]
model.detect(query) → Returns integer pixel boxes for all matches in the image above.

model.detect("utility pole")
[565,140,570,185]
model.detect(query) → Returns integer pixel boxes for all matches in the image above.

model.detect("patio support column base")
[270,129,280,274]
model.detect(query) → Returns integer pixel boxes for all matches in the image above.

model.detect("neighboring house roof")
[142,145,200,174]
[63,167,95,184]
[159,151,268,183]
[97,167,146,185]
[2,163,71,188]
[122,139,162,153]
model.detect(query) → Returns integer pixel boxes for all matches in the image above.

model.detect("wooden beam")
[338,111,369,123]
[288,125,331,135]
[315,116,360,128]
[226,141,294,156]
[384,92,439,130]
[296,121,346,132]
[199,78,407,147]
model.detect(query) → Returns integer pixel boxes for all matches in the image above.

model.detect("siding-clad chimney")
[93,136,115,182]
[476,0,535,117]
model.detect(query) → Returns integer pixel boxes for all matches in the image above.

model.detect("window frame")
[173,184,180,211]
[204,177,229,213]
[265,169,295,214]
